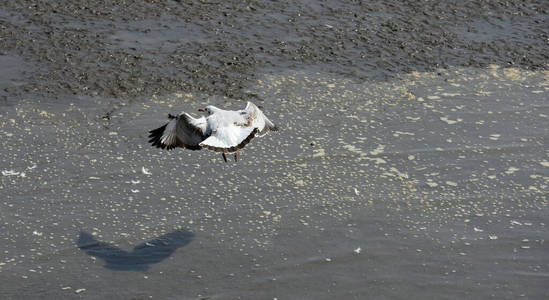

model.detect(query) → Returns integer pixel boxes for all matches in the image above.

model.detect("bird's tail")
[266,118,278,131]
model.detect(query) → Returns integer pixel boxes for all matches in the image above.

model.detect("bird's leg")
[221,153,227,163]
[234,152,238,162]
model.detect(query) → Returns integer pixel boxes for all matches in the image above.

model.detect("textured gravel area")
[1,0,548,99]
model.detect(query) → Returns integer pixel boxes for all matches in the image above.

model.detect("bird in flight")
[148,101,278,162]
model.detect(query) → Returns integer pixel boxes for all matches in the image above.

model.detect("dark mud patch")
[0,54,34,102]
[1,0,548,99]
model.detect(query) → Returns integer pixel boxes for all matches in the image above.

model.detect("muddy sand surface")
[1,1,549,299]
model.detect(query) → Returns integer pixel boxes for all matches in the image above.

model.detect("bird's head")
[198,105,218,115]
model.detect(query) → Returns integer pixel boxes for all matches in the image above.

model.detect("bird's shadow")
[77,229,194,271]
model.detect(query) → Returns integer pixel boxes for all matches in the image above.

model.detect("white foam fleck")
[364,157,387,164]
[393,131,415,137]
[440,116,462,124]
[387,167,409,179]
[312,148,325,158]
[370,144,385,155]
[441,92,461,97]
[426,181,438,187]
[489,134,501,140]
[343,143,386,164]
[294,180,305,187]
[343,144,363,155]
[505,167,519,175]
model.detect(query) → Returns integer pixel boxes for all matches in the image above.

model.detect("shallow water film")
[1,1,549,299]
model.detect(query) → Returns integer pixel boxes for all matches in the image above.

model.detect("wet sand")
[1,1,549,299]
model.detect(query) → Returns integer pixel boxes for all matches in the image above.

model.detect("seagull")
[148,101,278,162]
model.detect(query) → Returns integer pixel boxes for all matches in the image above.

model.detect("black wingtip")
[148,123,201,151]
[148,124,169,150]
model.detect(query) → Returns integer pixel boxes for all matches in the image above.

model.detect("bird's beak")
[198,108,205,112]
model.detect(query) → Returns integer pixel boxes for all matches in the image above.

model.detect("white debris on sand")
[2,170,19,176]
[141,167,152,175]
[354,247,362,254]
[2,170,26,177]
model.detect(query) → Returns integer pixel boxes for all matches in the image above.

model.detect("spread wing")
[241,101,278,136]
[148,113,209,150]
[199,102,277,153]
[199,125,257,153]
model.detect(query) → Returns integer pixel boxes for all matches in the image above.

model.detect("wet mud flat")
[1,0,548,100]
[1,0,549,299]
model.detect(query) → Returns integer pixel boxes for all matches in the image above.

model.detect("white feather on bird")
[148,101,278,162]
